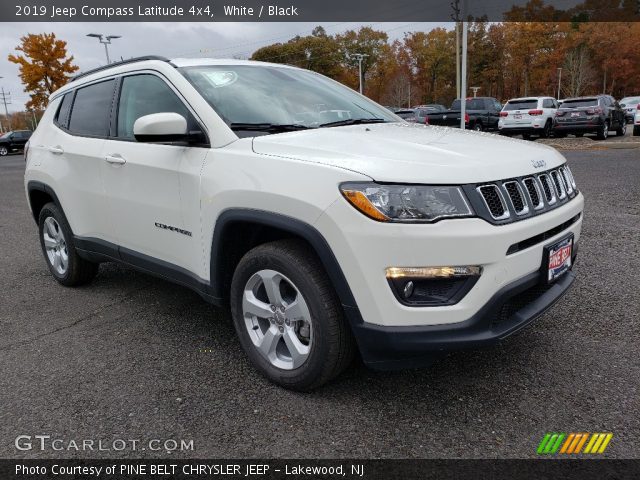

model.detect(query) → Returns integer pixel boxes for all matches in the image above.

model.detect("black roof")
[70,56,174,82]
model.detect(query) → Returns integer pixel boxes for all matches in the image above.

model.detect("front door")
[100,73,209,272]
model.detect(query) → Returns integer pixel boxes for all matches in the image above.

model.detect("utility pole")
[557,68,562,100]
[87,33,121,64]
[351,53,369,94]
[0,84,12,131]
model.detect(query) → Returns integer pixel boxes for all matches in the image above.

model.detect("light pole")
[460,21,468,130]
[87,33,121,64]
[351,53,369,94]
[557,68,562,100]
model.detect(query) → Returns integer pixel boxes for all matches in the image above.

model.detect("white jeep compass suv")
[24,57,584,390]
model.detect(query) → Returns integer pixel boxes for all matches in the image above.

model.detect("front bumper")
[316,191,584,368]
[349,267,575,370]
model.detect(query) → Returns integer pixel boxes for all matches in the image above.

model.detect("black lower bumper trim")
[348,269,576,370]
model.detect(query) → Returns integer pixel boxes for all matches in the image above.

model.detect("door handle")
[105,154,126,165]
[49,146,64,155]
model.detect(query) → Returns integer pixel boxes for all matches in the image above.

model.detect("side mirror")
[133,112,189,143]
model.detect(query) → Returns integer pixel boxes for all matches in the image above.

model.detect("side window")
[543,99,553,108]
[68,80,115,137]
[116,74,193,140]
[54,93,73,130]
[493,101,502,111]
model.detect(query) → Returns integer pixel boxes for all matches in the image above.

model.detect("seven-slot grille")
[475,165,577,223]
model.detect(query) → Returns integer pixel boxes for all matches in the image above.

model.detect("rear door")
[44,80,114,242]
[100,72,209,272]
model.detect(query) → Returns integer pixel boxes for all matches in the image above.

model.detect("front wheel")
[0,145,8,156]
[596,122,609,140]
[473,122,483,132]
[230,240,354,391]
[38,203,98,286]
[616,122,627,136]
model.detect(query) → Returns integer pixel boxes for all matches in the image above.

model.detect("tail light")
[464,113,470,124]
[424,116,429,125]
[499,112,508,117]
[637,104,640,110]
[555,111,566,117]
[586,107,602,115]
[528,109,543,116]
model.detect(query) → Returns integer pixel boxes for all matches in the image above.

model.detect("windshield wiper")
[229,123,311,133]
[319,118,387,128]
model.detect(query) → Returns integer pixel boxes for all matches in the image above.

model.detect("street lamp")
[87,33,121,64]
[351,53,369,94]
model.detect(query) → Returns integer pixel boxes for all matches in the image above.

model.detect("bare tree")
[562,45,595,98]
[383,72,412,108]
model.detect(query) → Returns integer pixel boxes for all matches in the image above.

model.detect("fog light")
[386,266,482,307]
[403,281,415,299]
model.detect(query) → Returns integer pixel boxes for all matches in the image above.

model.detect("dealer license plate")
[545,236,573,283]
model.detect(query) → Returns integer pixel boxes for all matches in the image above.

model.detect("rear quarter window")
[68,79,116,137]
[54,93,73,130]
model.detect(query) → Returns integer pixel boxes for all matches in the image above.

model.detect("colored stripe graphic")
[537,433,613,455]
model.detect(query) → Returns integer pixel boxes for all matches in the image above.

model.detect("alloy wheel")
[0,146,8,156]
[43,217,68,275]
[242,269,312,370]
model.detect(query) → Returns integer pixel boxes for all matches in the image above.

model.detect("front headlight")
[340,183,474,223]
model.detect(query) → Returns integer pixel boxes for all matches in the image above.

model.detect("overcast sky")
[0,21,445,112]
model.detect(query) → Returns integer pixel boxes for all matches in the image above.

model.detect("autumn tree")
[335,27,389,93]
[8,33,78,111]
[562,44,595,97]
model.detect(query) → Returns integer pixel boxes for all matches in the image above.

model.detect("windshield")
[0,132,11,139]
[620,97,640,106]
[179,65,398,134]
[504,100,538,111]
[561,98,598,108]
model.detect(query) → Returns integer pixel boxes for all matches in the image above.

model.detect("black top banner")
[2,0,640,22]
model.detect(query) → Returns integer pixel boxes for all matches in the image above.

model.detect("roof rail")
[70,55,174,82]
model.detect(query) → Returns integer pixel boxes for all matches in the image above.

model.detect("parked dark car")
[394,109,416,122]
[0,130,32,156]
[553,95,626,140]
[425,97,502,131]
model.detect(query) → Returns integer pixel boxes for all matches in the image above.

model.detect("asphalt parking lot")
[1,148,638,460]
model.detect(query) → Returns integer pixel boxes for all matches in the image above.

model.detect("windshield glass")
[179,65,398,132]
[504,100,538,111]
[0,132,11,139]
[620,97,640,106]
[561,98,598,108]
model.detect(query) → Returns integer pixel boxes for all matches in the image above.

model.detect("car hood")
[252,123,566,183]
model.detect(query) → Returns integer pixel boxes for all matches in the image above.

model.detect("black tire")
[38,203,98,286]
[522,133,532,140]
[230,239,355,391]
[0,144,8,156]
[540,120,552,138]
[473,122,483,132]
[596,121,609,140]
[616,122,627,136]
[634,126,640,137]
[553,131,567,138]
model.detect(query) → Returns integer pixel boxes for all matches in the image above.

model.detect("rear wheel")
[540,120,552,138]
[522,133,532,140]
[473,122,483,132]
[230,239,354,391]
[38,203,98,286]
[596,121,609,140]
[616,122,627,136]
